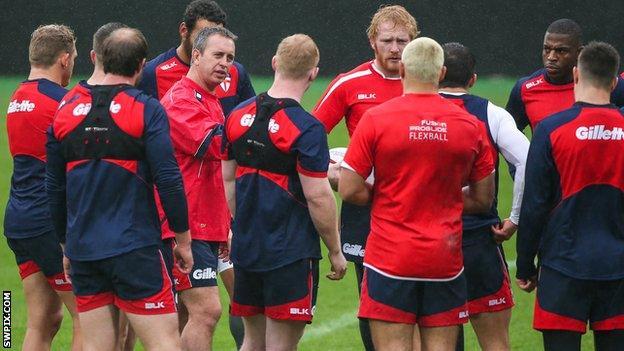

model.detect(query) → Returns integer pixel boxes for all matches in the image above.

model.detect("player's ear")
[271,56,278,72]
[439,66,447,83]
[309,66,319,82]
[611,77,618,92]
[192,48,201,65]
[369,38,376,51]
[59,51,71,69]
[399,62,405,79]
[179,22,188,39]
[468,74,477,88]
[90,50,97,65]
[573,66,579,85]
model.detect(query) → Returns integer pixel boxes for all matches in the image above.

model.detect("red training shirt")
[343,93,494,280]
[159,76,230,242]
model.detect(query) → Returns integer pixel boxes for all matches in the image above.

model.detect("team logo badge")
[195,91,203,102]
[220,75,231,92]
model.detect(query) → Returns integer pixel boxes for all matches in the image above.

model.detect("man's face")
[371,21,411,74]
[61,44,78,87]
[542,32,580,82]
[183,19,222,60]
[194,34,235,91]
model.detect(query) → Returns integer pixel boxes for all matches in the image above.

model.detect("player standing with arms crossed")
[339,37,495,351]
[313,6,418,349]
[517,41,624,351]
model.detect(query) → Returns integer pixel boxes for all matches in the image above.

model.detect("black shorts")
[534,265,624,333]
[6,231,71,291]
[340,202,371,263]
[231,259,319,322]
[358,266,468,327]
[70,245,176,315]
[162,239,219,291]
[463,226,514,315]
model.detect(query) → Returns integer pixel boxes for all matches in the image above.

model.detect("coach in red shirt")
[340,37,495,351]
[159,26,235,351]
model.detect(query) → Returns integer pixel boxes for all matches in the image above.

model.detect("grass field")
[0,76,596,350]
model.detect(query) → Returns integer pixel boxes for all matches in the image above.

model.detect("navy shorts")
[463,226,514,315]
[340,202,371,263]
[232,259,319,322]
[6,231,71,291]
[70,245,176,315]
[162,239,219,291]
[534,266,624,333]
[358,267,468,327]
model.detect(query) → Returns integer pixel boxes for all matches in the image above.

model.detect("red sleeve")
[469,122,495,183]
[313,74,349,133]
[343,111,375,179]
[165,98,221,160]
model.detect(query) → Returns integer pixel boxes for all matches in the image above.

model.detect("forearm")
[308,191,341,254]
[222,160,237,216]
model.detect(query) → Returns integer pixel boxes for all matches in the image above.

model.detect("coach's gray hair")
[193,26,237,53]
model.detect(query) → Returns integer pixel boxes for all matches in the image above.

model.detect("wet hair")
[440,42,476,88]
[29,24,76,68]
[183,0,227,31]
[578,41,619,90]
[101,28,148,77]
[546,19,582,46]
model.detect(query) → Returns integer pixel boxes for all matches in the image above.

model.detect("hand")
[174,240,194,275]
[327,162,341,191]
[62,255,72,284]
[326,250,347,280]
[516,276,537,292]
[491,219,518,244]
[218,241,230,263]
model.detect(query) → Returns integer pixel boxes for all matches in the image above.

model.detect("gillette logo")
[575,125,624,140]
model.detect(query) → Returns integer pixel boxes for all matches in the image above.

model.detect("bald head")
[401,37,444,84]
[274,34,319,80]
[101,27,148,77]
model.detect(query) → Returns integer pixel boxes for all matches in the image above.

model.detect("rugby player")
[222,34,347,351]
[439,42,530,351]
[312,5,418,349]
[159,26,236,351]
[138,2,253,345]
[339,37,495,351]
[517,41,624,351]
[46,27,193,351]
[506,18,624,132]
[5,24,81,351]
[78,21,139,351]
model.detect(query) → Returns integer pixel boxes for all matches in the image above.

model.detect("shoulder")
[37,79,67,102]
[537,104,582,134]
[283,105,324,133]
[144,48,178,71]
[327,62,375,91]
[231,61,248,76]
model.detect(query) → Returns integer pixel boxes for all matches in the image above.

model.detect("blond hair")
[402,37,444,84]
[367,5,419,40]
[29,24,76,68]
[275,34,319,79]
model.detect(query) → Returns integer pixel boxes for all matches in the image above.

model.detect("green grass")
[0,76,596,350]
